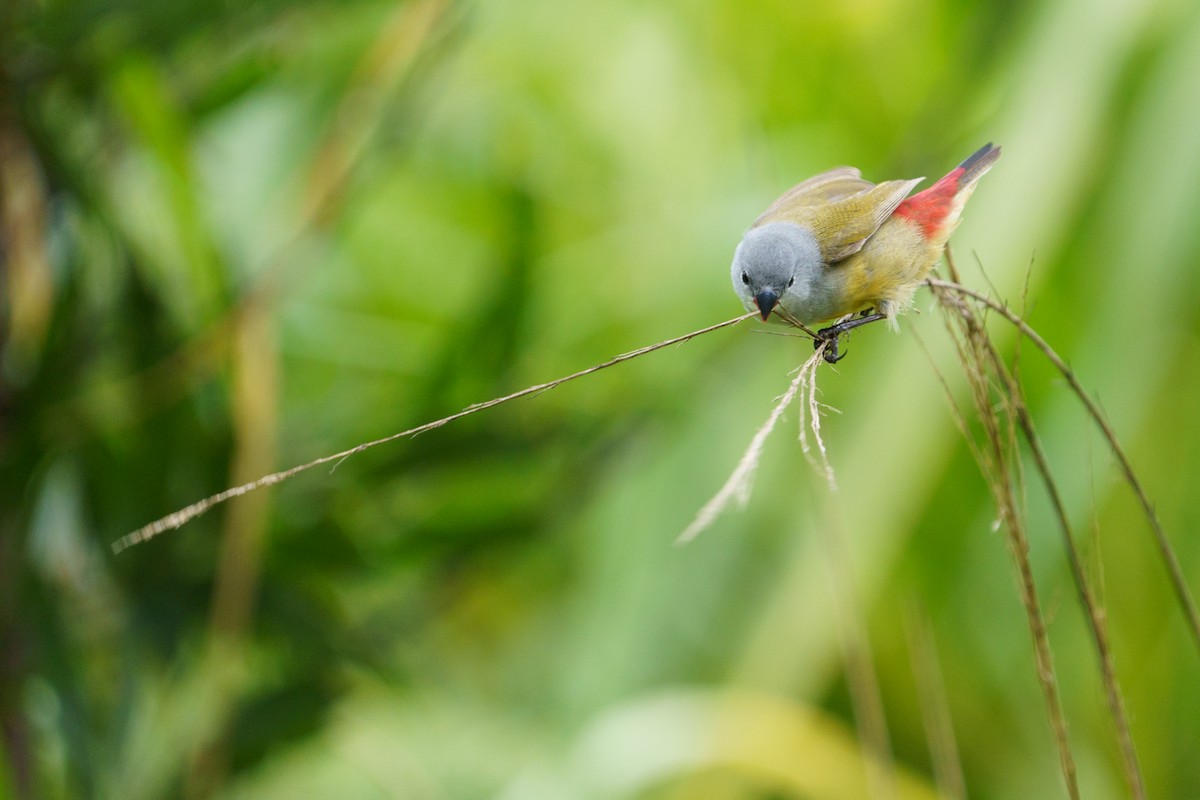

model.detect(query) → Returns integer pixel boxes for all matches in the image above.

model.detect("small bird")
[731,143,1001,361]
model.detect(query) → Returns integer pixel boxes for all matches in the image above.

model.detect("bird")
[731,143,1001,362]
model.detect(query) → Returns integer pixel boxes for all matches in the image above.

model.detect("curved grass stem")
[927,274,1200,655]
[930,270,1146,799]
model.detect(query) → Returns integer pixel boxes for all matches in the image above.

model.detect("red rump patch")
[894,166,966,238]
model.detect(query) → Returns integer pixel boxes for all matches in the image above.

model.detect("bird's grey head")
[731,222,821,320]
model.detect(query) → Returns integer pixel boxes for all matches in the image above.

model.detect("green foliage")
[3,0,1200,797]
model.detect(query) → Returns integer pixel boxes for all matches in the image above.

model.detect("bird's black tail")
[956,142,1002,189]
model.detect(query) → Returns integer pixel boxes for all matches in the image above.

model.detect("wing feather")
[755,176,924,263]
[753,167,868,225]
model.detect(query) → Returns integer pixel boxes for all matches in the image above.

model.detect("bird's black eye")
[787,277,795,288]
[741,271,750,285]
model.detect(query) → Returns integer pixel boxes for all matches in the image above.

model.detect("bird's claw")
[814,328,847,364]
[813,311,886,364]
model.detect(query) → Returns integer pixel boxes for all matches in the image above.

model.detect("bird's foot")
[814,312,886,364]
[814,329,847,363]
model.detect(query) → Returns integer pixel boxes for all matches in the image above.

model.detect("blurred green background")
[3,0,1200,797]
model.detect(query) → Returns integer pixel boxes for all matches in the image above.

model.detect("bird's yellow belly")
[832,218,939,318]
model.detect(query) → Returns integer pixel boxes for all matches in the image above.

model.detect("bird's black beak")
[754,289,778,321]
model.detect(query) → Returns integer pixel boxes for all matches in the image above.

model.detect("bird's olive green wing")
[753,167,870,224]
[756,176,924,263]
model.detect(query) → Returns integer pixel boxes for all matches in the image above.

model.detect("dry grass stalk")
[676,342,831,545]
[927,275,1200,655]
[115,313,755,552]
[931,255,1176,796]
[931,270,1151,799]
[798,350,839,493]
[930,276,1082,800]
